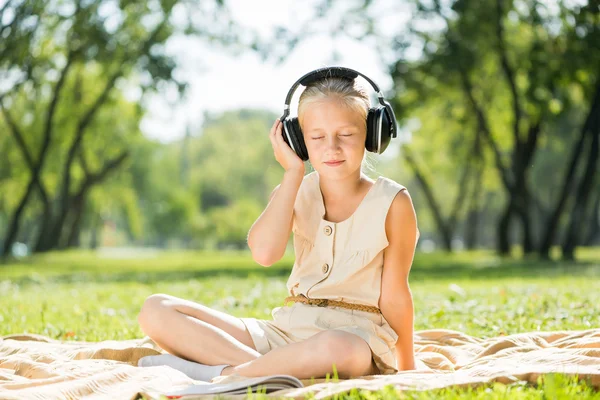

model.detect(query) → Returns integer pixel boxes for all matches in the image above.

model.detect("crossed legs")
[137,294,378,379]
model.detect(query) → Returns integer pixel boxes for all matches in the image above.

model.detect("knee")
[137,293,174,334]
[315,331,371,377]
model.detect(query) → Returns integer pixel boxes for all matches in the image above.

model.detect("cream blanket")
[1,328,599,400]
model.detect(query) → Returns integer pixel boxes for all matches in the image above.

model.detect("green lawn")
[1,248,599,399]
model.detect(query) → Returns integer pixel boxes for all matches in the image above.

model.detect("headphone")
[279,66,398,161]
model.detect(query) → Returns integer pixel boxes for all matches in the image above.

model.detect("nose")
[325,135,341,153]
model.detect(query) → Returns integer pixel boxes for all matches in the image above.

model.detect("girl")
[137,72,419,381]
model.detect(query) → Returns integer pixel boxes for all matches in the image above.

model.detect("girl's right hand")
[269,118,305,174]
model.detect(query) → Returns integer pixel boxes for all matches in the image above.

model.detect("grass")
[1,247,599,399]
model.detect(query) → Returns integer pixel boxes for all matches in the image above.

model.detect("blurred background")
[1,0,598,262]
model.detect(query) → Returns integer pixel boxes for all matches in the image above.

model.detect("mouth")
[324,160,345,166]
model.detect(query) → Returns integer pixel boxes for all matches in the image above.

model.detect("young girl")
[137,71,419,381]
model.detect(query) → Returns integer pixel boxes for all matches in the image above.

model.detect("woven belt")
[284,294,381,314]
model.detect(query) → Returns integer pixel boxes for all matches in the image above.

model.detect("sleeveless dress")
[240,171,407,375]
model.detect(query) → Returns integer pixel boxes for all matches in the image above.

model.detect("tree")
[267,0,599,259]
[0,0,246,257]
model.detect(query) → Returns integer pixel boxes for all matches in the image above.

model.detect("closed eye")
[311,134,352,139]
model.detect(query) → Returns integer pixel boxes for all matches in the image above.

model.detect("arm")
[379,189,420,371]
[247,169,303,267]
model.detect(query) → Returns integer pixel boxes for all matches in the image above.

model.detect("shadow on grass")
[8,265,290,286]
[5,257,599,287]
[411,257,600,281]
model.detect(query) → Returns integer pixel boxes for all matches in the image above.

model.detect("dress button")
[322,263,329,273]
[324,226,332,236]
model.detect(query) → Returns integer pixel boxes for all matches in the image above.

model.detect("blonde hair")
[298,77,377,175]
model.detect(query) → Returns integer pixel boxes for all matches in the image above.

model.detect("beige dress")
[240,171,407,375]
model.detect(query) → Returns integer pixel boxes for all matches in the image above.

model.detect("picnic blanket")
[1,328,599,399]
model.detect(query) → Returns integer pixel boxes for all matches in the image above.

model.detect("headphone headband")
[280,66,386,120]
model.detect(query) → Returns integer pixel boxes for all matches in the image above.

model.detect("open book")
[160,375,304,398]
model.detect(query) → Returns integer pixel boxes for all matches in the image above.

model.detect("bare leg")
[221,330,378,380]
[137,294,261,366]
[138,294,378,379]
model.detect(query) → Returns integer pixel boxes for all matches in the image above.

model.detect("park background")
[0,0,598,259]
[1,0,599,397]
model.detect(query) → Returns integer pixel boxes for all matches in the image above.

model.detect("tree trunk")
[464,162,483,249]
[33,200,54,253]
[43,213,67,251]
[583,189,600,246]
[539,82,600,259]
[497,197,516,256]
[65,193,86,249]
[464,204,480,250]
[495,0,538,256]
[0,52,74,258]
[562,112,599,260]
[35,151,129,253]
[515,189,535,254]
[403,148,453,251]
[512,119,542,255]
[1,178,36,257]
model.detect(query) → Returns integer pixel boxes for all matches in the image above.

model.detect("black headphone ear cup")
[365,107,392,154]
[282,117,309,161]
[365,108,378,153]
[378,106,392,154]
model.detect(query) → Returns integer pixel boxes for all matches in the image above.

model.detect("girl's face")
[301,98,366,178]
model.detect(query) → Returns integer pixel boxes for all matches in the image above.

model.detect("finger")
[275,123,285,144]
[271,118,280,132]
[274,123,285,146]
[274,119,282,137]
[270,121,281,142]
[276,131,293,155]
